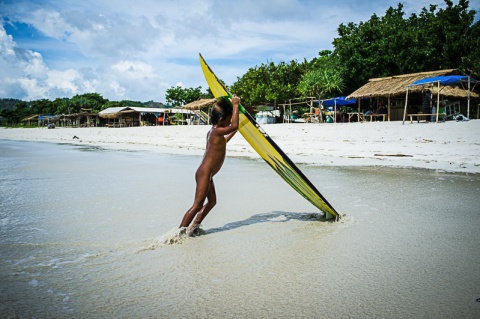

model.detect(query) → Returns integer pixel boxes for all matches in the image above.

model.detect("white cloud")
[0,0,477,102]
[0,26,15,56]
[111,60,154,79]
[46,69,80,94]
[29,9,72,40]
[18,77,48,100]
[0,25,49,100]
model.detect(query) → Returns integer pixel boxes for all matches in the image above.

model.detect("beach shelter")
[182,98,216,110]
[402,75,479,124]
[320,96,357,123]
[182,98,216,124]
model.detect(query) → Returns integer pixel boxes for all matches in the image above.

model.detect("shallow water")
[1,140,479,318]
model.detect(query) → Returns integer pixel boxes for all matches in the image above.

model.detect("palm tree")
[298,69,345,99]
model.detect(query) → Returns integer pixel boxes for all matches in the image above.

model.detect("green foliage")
[231,60,309,106]
[52,98,70,114]
[298,50,346,99]
[333,0,479,93]
[101,100,122,110]
[143,101,165,108]
[231,0,479,105]
[70,93,107,112]
[0,98,23,111]
[165,86,209,106]
[30,99,55,115]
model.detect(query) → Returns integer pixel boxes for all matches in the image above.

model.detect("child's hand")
[231,95,240,106]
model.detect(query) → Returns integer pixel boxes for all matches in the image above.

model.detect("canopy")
[320,96,357,106]
[319,96,357,123]
[403,75,479,124]
[410,75,479,87]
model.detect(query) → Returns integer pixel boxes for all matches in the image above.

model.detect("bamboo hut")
[182,98,216,125]
[402,75,480,124]
[22,114,58,126]
[99,106,195,126]
[58,112,99,127]
[346,69,463,121]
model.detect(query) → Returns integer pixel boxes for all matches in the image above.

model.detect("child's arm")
[213,96,240,136]
[228,95,240,133]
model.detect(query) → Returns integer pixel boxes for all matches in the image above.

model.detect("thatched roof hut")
[99,106,193,119]
[429,85,479,98]
[22,114,58,126]
[347,69,460,99]
[345,69,480,121]
[182,98,217,110]
[22,114,40,122]
[98,107,127,119]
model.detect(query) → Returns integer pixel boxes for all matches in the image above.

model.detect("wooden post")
[357,99,361,122]
[436,81,440,123]
[289,99,292,123]
[387,95,391,121]
[467,76,471,119]
[402,87,409,125]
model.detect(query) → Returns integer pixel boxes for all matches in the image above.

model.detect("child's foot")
[187,224,201,237]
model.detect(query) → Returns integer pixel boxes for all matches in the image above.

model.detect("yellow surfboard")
[200,54,339,219]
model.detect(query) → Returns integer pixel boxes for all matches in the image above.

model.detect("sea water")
[1,140,479,318]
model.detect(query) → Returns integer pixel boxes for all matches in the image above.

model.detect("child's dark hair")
[210,98,232,125]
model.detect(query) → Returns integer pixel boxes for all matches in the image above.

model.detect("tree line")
[1,0,478,125]
[232,0,479,106]
[0,93,164,126]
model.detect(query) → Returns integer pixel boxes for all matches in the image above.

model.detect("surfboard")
[199,53,340,219]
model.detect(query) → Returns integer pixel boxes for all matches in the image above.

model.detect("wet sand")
[0,140,479,318]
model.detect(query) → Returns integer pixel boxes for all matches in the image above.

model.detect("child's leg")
[179,171,211,228]
[191,180,216,227]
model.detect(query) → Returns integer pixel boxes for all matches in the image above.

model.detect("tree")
[101,100,122,110]
[70,93,108,112]
[30,99,55,115]
[119,100,143,107]
[52,98,70,115]
[165,86,205,106]
[0,98,23,111]
[298,69,345,99]
[1,101,29,125]
[298,50,345,98]
[463,18,480,75]
[231,59,309,106]
[432,0,478,72]
[332,0,480,93]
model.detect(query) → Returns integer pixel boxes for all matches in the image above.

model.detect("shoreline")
[1,121,479,174]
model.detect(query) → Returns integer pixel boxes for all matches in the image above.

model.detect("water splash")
[138,226,206,252]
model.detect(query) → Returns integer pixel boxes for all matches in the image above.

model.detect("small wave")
[137,226,206,252]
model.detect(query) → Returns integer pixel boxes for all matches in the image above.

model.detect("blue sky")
[1,0,478,103]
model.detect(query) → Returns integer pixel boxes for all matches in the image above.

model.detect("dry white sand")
[1,120,479,173]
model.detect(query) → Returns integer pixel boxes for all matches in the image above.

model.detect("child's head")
[210,99,232,126]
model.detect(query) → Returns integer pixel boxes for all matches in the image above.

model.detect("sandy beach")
[1,121,479,173]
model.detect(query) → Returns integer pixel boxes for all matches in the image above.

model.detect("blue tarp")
[411,75,479,86]
[320,96,357,106]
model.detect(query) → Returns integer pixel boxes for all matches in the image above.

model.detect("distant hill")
[0,98,166,112]
[0,98,24,111]
[144,101,165,108]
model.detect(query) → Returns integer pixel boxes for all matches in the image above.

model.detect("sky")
[1,0,479,103]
